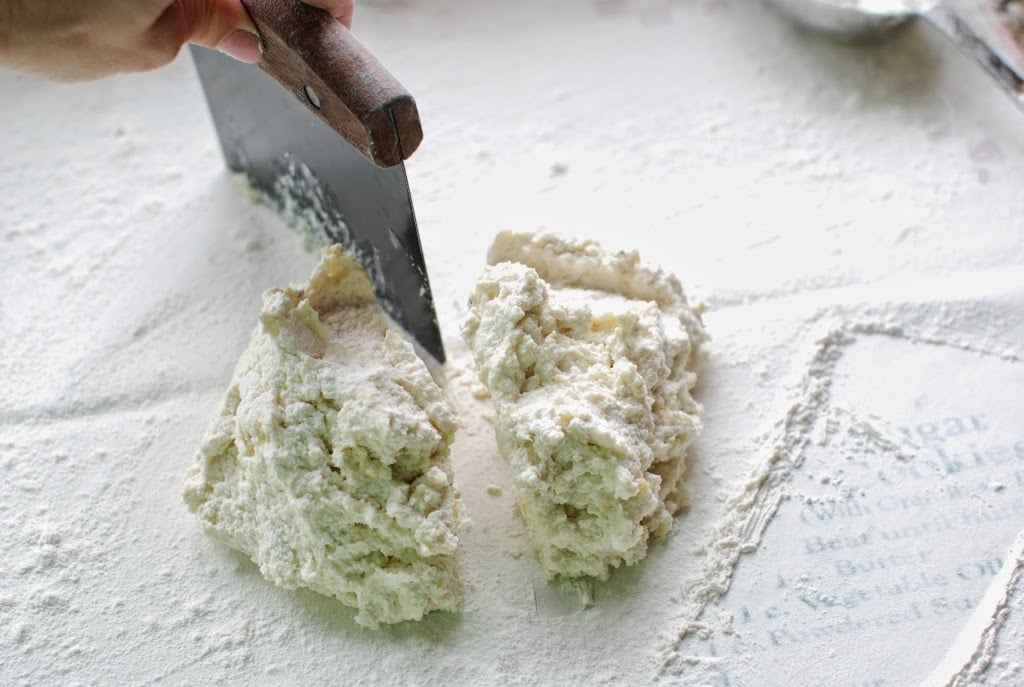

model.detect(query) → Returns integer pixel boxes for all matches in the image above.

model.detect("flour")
[4,0,1024,683]
[923,529,1024,686]
[663,318,865,654]
[658,282,1024,682]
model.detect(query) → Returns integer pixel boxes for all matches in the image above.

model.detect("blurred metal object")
[768,0,918,40]
[767,0,1024,111]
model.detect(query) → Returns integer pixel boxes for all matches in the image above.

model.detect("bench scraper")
[191,0,444,363]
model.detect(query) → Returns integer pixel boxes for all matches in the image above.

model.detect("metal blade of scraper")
[190,0,444,363]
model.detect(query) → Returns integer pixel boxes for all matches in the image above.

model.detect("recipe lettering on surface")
[679,335,1024,687]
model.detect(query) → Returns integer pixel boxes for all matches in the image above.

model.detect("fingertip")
[217,29,263,63]
[175,0,261,55]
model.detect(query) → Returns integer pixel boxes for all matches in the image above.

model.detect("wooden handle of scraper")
[241,0,422,168]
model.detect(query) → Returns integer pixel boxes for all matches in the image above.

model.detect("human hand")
[0,0,354,81]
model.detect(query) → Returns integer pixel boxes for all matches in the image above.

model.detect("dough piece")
[461,232,706,580]
[183,245,462,628]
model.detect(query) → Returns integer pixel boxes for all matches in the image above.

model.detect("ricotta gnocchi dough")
[183,245,462,628]
[462,232,707,580]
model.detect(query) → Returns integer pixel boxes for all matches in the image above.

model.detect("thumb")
[157,0,262,63]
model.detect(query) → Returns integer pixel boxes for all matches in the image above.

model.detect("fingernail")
[218,30,262,64]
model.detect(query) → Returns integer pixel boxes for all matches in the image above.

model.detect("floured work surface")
[661,277,1024,685]
[3,1,1024,685]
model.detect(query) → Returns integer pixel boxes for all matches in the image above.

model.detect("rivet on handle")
[303,84,322,110]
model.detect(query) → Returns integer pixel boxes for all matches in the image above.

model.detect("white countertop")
[2,1,1023,684]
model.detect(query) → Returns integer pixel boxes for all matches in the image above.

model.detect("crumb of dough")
[461,231,707,580]
[183,245,463,628]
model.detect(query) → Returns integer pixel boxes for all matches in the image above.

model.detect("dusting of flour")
[922,529,1024,686]
[4,0,1024,684]
[658,279,1024,683]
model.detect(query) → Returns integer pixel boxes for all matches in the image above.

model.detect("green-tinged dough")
[462,231,706,580]
[184,245,463,628]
